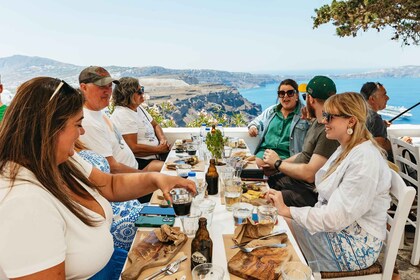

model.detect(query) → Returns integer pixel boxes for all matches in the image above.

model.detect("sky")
[0,0,419,73]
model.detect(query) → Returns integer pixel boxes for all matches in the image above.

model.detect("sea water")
[240,77,420,124]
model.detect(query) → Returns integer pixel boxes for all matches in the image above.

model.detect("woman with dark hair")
[111,77,169,171]
[266,92,391,272]
[248,78,309,170]
[0,77,195,279]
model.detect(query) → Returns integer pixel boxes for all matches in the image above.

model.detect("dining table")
[121,140,311,280]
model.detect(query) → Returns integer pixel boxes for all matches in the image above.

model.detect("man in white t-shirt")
[79,66,149,173]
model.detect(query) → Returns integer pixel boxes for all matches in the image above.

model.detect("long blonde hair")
[322,92,385,179]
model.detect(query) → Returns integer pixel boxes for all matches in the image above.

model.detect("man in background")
[360,82,392,160]
[0,75,7,122]
[262,76,339,207]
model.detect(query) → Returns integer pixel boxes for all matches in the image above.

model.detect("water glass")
[169,188,192,216]
[195,179,207,200]
[223,146,232,159]
[281,261,312,280]
[232,202,254,226]
[257,205,278,224]
[192,263,225,280]
[180,213,201,237]
[192,198,216,227]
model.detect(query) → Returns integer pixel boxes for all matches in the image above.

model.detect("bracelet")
[274,159,282,171]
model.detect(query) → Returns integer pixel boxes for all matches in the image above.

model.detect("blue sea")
[240,77,420,125]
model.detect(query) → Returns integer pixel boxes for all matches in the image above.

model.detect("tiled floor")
[396,231,420,279]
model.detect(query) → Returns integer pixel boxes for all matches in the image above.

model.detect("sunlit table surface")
[123,144,310,280]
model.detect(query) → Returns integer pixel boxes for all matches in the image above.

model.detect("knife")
[230,229,287,249]
[143,255,187,280]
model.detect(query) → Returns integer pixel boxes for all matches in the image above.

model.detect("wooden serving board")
[224,233,301,280]
[121,229,188,280]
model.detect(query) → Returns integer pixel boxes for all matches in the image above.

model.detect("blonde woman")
[266,92,391,272]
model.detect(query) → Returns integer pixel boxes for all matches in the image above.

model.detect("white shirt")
[80,108,138,169]
[111,106,159,160]
[290,140,391,240]
[0,154,114,279]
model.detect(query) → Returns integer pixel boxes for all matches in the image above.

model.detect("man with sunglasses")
[262,76,339,207]
[360,82,392,160]
[78,66,142,174]
[248,79,309,171]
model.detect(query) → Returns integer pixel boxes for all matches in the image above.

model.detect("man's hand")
[401,136,412,144]
[384,120,391,127]
[248,126,258,137]
[263,149,280,168]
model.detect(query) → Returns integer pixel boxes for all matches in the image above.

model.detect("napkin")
[232,217,274,244]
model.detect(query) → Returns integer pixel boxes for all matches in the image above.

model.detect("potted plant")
[205,125,224,164]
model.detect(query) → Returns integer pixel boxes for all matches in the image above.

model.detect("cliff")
[139,77,261,126]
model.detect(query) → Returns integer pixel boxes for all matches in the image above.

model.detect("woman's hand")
[248,126,258,137]
[265,189,291,218]
[158,175,197,203]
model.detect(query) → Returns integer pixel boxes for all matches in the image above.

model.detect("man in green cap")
[262,76,339,207]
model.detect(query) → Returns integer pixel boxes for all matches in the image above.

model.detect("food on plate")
[238,139,247,149]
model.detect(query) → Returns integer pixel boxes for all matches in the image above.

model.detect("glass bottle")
[206,159,219,195]
[191,217,213,270]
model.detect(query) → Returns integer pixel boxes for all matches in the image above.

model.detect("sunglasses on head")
[48,80,76,103]
[322,111,351,123]
[277,89,296,98]
[136,86,145,95]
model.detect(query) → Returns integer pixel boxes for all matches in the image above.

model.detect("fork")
[238,243,286,253]
[144,256,186,280]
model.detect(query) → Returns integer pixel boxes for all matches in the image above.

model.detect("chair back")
[391,137,420,188]
[382,170,415,280]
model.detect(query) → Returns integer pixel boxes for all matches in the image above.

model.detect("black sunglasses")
[277,89,296,98]
[302,93,307,101]
[322,111,351,123]
[136,86,145,95]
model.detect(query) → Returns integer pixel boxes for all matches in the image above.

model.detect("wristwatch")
[274,159,283,171]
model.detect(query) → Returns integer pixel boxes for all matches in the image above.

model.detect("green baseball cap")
[306,76,336,100]
[79,66,119,86]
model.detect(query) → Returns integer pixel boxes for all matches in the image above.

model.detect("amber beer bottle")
[206,159,219,195]
[191,217,213,270]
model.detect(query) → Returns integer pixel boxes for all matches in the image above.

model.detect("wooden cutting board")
[121,229,188,280]
[224,233,299,280]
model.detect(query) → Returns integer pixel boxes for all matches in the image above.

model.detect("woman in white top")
[111,77,170,172]
[0,77,195,279]
[265,92,391,272]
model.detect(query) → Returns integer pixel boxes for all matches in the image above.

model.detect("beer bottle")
[191,217,213,270]
[206,159,219,195]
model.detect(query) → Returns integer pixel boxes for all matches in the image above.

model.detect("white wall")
[163,127,260,153]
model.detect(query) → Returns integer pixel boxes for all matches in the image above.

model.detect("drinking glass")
[169,188,192,216]
[224,182,242,211]
[180,213,201,237]
[195,179,207,200]
[192,263,225,280]
[223,146,232,161]
[257,205,278,224]
[192,198,216,227]
[232,202,254,226]
[187,142,198,155]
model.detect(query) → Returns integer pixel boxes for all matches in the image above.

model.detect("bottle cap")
[201,123,206,126]
[188,171,196,177]
[205,127,210,131]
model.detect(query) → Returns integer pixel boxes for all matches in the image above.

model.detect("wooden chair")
[314,170,416,280]
[391,137,420,265]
